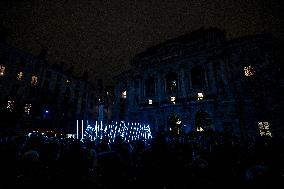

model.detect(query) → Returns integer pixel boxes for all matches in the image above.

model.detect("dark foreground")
[1,131,283,189]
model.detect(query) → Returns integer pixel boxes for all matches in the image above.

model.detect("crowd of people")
[0,130,283,189]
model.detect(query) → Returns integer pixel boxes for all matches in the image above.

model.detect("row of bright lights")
[0,65,38,85]
[119,65,255,103]
[6,101,50,116]
[7,101,31,114]
[78,120,152,143]
[147,93,204,105]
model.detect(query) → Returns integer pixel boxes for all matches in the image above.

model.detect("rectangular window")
[258,122,272,137]
[170,96,176,104]
[17,71,24,80]
[31,75,38,86]
[25,103,32,115]
[121,91,127,99]
[7,100,15,112]
[148,99,153,105]
[197,127,204,132]
[197,92,204,100]
[244,65,254,77]
[0,65,6,76]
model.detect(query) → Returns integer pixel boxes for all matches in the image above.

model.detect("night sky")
[1,0,283,85]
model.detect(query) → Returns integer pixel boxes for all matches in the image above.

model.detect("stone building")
[0,42,112,134]
[112,27,283,138]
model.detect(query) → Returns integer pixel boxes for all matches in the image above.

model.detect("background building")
[0,42,113,135]
[112,27,283,138]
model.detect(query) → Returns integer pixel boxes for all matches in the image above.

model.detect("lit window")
[31,75,38,86]
[0,65,5,76]
[171,80,176,87]
[244,65,254,77]
[7,100,15,112]
[176,119,181,125]
[170,96,176,104]
[121,91,127,99]
[17,72,23,80]
[258,122,272,137]
[66,79,70,84]
[148,99,153,105]
[25,103,32,115]
[197,127,204,132]
[197,92,204,100]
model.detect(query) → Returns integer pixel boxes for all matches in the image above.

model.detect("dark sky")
[1,0,283,85]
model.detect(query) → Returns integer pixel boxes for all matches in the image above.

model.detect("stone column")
[179,69,186,98]
[208,62,217,93]
[188,68,192,90]
[219,59,229,95]
[139,77,144,100]
[157,72,164,101]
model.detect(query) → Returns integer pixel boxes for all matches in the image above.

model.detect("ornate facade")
[112,27,283,138]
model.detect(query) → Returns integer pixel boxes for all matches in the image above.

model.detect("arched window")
[167,113,182,135]
[145,76,155,97]
[166,72,178,93]
[195,111,212,132]
[191,66,206,89]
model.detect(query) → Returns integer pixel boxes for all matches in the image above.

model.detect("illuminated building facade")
[113,27,283,138]
[0,42,112,134]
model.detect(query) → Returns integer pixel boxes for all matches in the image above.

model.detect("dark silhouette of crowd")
[0,130,283,189]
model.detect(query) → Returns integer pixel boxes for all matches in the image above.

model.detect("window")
[195,111,211,131]
[66,79,71,84]
[166,72,178,93]
[17,72,24,80]
[197,92,204,100]
[0,65,5,76]
[25,104,32,115]
[176,119,181,125]
[258,122,272,137]
[170,96,176,104]
[148,99,153,105]
[121,91,127,99]
[7,100,15,112]
[31,75,38,86]
[244,65,254,77]
[197,127,204,132]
